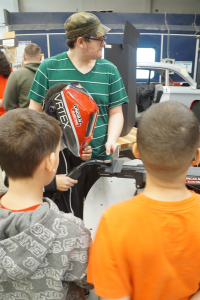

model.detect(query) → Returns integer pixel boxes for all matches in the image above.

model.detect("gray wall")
[18,0,151,13]
[18,0,200,14]
[151,0,200,14]
[0,0,19,38]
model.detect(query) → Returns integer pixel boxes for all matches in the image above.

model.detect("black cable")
[52,160,111,202]
[186,184,200,193]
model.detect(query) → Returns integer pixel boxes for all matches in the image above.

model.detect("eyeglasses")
[85,36,107,46]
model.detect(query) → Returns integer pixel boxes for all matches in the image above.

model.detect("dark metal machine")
[53,147,200,201]
[98,147,200,194]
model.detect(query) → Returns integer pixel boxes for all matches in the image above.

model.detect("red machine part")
[62,85,99,156]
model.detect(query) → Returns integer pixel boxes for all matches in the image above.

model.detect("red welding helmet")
[44,83,99,157]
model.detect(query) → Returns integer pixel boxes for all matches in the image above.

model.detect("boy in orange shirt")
[88,101,200,300]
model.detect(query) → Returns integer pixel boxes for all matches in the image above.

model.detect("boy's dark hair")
[66,34,90,49]
[0,109,62,179]
[0,50,11,78]
[137,101,199,179]
[43,83,68,107]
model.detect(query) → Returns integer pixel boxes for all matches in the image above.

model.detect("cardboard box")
[5,48,16,63]
[3,31,15,40]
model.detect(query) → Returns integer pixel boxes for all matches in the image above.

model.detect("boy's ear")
[76,37,84,49]
[192,148,200,166]
[132,143,140,159]
[45,152,56,173]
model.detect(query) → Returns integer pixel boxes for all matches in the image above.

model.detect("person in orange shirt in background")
[0,50,12,116]
[88,101,200,300]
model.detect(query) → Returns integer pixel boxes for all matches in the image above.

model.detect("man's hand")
[56,174,77,191]
[0,99,3,107]
[105,140,117,156]
[106,105,123,156]
[80,146,92,161]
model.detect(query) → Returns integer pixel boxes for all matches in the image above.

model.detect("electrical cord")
[52,160,111,201]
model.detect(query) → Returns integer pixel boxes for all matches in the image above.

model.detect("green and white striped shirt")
[29,52,129,160]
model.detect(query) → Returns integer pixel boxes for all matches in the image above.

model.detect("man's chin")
[98,52,103,59]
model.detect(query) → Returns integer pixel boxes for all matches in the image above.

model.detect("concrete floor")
[88,289,99,300]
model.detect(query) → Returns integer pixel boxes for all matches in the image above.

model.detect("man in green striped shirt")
[29,12,129,218]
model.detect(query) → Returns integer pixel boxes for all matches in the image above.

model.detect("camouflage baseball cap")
[64,12,111,39]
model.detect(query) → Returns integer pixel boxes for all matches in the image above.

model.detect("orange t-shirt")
[88,192,200,300]
[0,68,13,117]
[0,198,40,212]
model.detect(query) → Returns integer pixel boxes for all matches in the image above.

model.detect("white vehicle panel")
[136,62,200,120]
[168,86,200,108]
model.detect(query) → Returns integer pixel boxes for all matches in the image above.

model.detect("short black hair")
[0,109,62,179]
[66,34,90,49]
[43,83,68,107]
[137,101,199,179]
